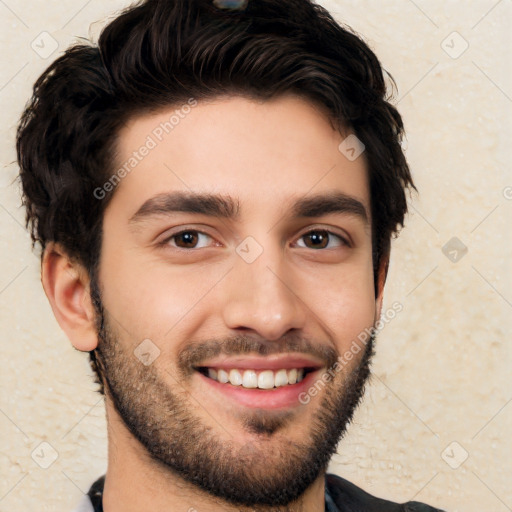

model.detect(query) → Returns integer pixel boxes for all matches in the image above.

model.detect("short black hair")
[17,0,415,392]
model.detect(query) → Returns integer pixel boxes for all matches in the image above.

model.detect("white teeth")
[206,367,310,389]
[258,370,275,389]
[274,369,288,387]
[242,370,258,388]
[217,369,229,383]
[228,369,242,386]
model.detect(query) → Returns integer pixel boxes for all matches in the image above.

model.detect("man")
[16,0,445,510]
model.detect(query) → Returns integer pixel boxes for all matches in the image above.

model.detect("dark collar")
[87,474,339,512]
[87,473,444,512]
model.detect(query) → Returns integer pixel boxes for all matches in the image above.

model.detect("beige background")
[1,1,511,511]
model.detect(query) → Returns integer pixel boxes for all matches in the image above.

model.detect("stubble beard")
[92,290,375,510]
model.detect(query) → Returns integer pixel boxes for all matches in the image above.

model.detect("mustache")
[177,333,339,375]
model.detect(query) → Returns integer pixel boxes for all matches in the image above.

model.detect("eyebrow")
[128,190,369,226]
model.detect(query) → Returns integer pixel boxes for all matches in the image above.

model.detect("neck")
[102,404,327,512]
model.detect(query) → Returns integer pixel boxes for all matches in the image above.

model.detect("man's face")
[94,94,380,506]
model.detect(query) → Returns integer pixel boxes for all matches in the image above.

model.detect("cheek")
[303,265,376,350]
[98,245,218,344]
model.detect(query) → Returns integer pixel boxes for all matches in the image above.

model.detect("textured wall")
[1,1,511,511]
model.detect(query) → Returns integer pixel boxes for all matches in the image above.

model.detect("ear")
[374,252,389,323]
[41,243,98,352]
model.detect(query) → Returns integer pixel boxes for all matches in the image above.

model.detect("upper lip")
[196,354,325,371]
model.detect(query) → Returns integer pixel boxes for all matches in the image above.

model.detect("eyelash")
[160,228,351,251]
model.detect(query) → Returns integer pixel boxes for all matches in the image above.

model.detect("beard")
[91,283,375,510]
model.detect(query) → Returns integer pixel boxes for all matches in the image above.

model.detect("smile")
[198,367,311,389]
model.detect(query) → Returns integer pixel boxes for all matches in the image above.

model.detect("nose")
[221,245,307,341]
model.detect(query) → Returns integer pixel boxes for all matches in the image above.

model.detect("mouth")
[192,355,325,409]
[196,366,317,389]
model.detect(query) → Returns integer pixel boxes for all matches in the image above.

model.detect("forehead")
[107,94,370,222]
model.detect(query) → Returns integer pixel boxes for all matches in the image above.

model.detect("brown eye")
[168,230,212,249]
[175,231,198,248]
[297,230,347,250]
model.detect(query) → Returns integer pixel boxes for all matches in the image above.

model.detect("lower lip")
[196,369,322,409]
